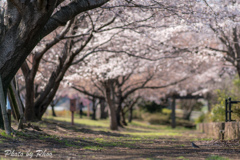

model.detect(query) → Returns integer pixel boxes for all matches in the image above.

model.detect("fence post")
[228,97,232,121]
[225,98,228,122]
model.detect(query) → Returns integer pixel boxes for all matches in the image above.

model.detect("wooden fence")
[197,122,240,140]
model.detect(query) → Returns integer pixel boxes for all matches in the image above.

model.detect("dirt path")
[0,118,239,160]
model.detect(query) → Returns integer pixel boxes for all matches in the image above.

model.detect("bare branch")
[41,0,110,38]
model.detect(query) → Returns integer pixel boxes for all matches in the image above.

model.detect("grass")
[174,144,185,147]
[123,131,182,137]
[44,116,189,149]
[206,155,229,160]
[44,116,191,140]
[45,116,109,128]
[45,116,188,143]
[129,120,191,132]
[1,115,237,159]
[177,156,189,160]
[190,138,213,141]
[83,146,103,150]
[45,115,189,131]
[42,116,193,151]
[129,121,166,129]
[0,130,12,139]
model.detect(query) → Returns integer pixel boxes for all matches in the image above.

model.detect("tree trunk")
[108,103,118,130]
[206,93,212,112]
[7,87,20,121]
[100,99,108,119]
[207,100,212,112]
[116,103,124,127]
[183,109,192,120]
[127,97,139,123]
[171,98,176,129]
[34,39,86,120]
[24,79,37,121]
[104,80,118,130]
[120,109,127,126]
[182,100,195,120]
[51,105,57,117]
[91,98,96,120]
[0,111,3,129]
[92,107,96,120]
[8,81,24,129]
[128,106,133,123]
[0,75,11,134]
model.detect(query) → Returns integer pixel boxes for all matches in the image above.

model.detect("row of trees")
[0,0,239,133]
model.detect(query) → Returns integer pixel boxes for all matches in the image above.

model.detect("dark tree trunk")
[0,76,11,133]
[120,109,127,126]
[183,110,192,120]
[91,98,96,120]
[128,106,133,123]
[116,104,124,127]
[182,100,195,120]
[22,40,72,121]
[171,98,176,129]
[24,79,37,121]
[51,105,57,117]
[108,103,118,130]
[127,97,140,123]
[100,99,108,119]
[0,87,7,129]
[92,107,96,120]
[104,80,118,130]
[207,100,212,112]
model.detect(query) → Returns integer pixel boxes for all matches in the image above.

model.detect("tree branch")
[41,0,109,38]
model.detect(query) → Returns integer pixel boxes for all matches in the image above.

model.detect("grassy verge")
[43,116,193,141]
[44,116,109,128]
[0,115,235,160]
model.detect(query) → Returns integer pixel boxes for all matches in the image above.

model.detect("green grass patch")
[31,121,47,128]
[206,155,229,160]
[190,138,213,141]
[175,144,185,147]
[43,116,197,151]
[129,120,191,132]
[123,131,182,137]
[45,116,109,128]
[0,130,12,138]
[83,146,103,150]
[177,156,189,160]
[65,142,78,147]
[129,121,169,130]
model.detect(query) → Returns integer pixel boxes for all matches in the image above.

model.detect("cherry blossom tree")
[179,0,240,77]
[0,0,196,96]
[64,4,226,130]
[20,9,124,121]
[69,49,225,130]
[204,1,240,77]
[0,0,229,131]
[67,47,194,130]
[0,0,110,129]
[18,1,192,122]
